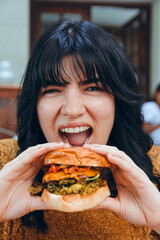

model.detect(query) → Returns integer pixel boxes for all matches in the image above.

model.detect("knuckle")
[112,146,118,151]
[119,150,125,156]
[35,144,44,150]
[27,146,35,151]
[28,144,43,151]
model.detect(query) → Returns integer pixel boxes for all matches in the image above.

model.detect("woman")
[142,84,160,145]
[0,19,160,239]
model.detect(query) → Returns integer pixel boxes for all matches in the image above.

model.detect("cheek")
[36,100,57,132]
[89,96,115,120]
[90,96,115,143]
[36,99,61,142]
[37,101,50,122]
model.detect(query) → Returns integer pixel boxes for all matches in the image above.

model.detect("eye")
[86,86,103,92]
[41,88,61,95]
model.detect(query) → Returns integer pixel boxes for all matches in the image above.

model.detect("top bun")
[44,148,110,167]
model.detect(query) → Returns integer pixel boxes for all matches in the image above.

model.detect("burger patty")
[29,164,117,197]
[48,178,107,195]
[29,177,107,196]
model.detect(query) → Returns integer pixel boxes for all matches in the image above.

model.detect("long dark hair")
[17,19,159,230]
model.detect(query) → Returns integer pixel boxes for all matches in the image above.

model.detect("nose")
[61,91,86,118]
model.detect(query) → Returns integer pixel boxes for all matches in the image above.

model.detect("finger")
[94,196,121,215]
[4,142,69,169]
[84,144,150,185]
[107,154,153,190]
[107,153,135,172]
[18,142,70,164]
[1,142,70,179]
[83,144,131,163]
[30,196,51,211]
[83,144,135,177]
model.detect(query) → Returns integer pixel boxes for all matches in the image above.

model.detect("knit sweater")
[0,139,160,240]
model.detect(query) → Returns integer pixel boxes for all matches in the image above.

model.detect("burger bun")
[44,148,110,167]
[41,185,110,212]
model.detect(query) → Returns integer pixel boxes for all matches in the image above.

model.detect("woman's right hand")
[0,142,69,222]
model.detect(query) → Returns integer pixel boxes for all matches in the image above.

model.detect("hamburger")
[29,148,112,212]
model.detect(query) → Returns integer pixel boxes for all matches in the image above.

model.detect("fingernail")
[64,143,70,146]
[83,144,91,148]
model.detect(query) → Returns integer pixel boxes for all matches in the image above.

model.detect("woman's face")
[37,56,115,146]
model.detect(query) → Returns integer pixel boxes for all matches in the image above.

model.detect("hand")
[0,142,70,222]
[83,144,160,233]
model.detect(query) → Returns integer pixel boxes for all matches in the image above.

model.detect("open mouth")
[59,126,92,146]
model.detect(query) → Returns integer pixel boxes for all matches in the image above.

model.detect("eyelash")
[42,89,60,95]
[41,85,103,95]
[86,86,103,92]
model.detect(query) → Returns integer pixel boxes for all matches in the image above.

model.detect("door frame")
[30,0,151,98]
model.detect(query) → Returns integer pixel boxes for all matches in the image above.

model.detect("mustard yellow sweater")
[0,139,160,240]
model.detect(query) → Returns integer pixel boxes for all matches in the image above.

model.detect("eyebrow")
[44,78,100,88]
[44,81,69,87]
[79,78,100,86]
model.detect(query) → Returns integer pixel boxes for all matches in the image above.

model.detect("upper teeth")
[60,126,91,133]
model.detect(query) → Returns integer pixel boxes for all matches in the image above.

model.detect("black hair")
[156,84,160,92]
[17,19,160,230]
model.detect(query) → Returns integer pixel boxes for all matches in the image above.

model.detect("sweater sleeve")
[146,145,160,239]
[0,138,19,170]
[147,145,160,175]
[0,139,20,239]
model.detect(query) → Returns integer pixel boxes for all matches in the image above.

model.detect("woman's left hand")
[83,144,160,233]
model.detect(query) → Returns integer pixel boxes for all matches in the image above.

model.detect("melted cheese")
[43,169,100,183]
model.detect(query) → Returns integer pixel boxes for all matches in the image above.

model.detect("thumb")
[30,196,50,211]
[95,196,120,215]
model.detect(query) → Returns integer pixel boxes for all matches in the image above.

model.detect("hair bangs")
[35,44,70,88]
[36,49,108,88]
[68,51,111,90]
[34,20,111,92]
[76,50,112,93]
[69,52,98,84]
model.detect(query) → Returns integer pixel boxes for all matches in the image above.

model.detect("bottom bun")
[41,185,110,212]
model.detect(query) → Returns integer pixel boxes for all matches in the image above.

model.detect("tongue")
[65,131,89,146]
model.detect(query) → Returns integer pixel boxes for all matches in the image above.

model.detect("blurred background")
[0,0,160,139]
